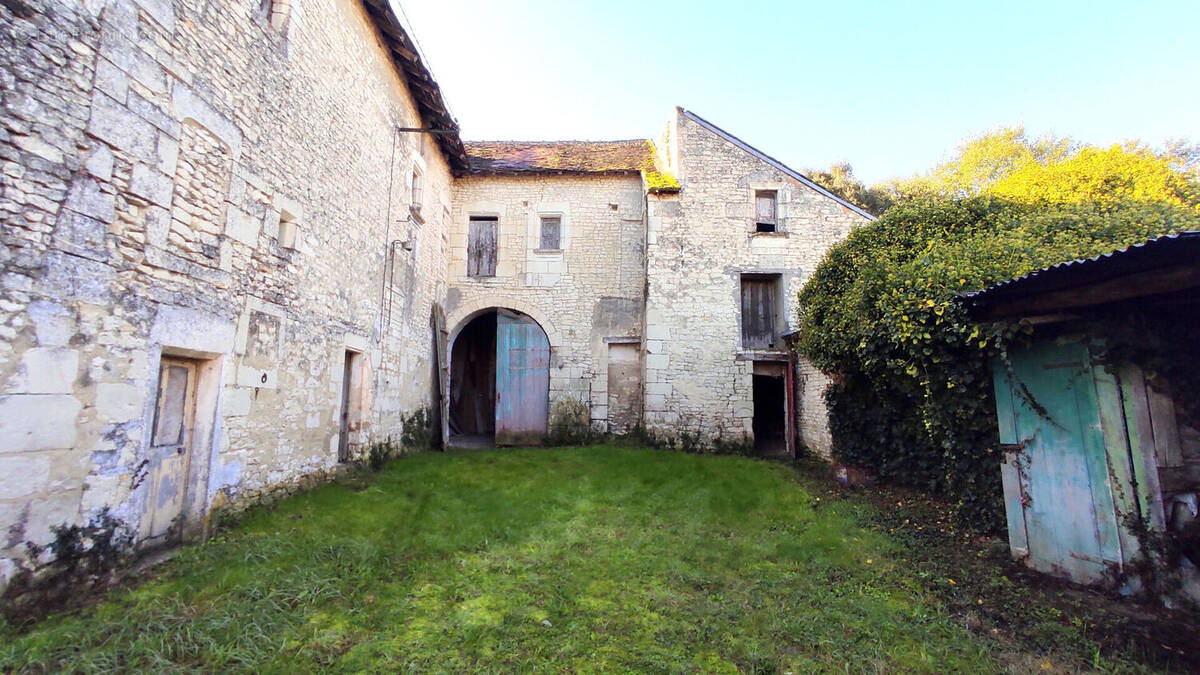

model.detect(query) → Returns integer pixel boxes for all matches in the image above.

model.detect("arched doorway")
[449,308,550,446]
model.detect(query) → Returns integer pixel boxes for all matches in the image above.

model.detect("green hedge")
[796,197,1200,531]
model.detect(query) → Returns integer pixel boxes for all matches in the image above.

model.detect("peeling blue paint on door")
[495,310,550,445]
[993,338,1127,584]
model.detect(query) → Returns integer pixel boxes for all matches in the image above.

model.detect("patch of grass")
[0,446,1181,671]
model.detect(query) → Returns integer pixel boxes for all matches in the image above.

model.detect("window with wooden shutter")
[741,275,780,349]
[755,190,777,233]
[539,215,561,250]
[467,216,497,277]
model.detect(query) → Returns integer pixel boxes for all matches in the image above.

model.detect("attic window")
[755,190,777,233]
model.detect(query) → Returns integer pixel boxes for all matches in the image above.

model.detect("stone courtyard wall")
[644,110,870,452]
[0,0,451,580]
[447,174,646,430]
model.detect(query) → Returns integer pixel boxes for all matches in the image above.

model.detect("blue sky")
[395,0,1199,184]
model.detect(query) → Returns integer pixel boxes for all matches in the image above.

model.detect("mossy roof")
[465,140,680,193]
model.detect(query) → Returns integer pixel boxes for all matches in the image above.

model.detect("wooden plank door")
[993,339,1123,584]
[145,357,198,542]
[495,311,549,445]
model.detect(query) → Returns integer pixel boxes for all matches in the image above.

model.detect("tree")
[886,127,1072,200]
[806,162,893,215]
[989,143,1200,207]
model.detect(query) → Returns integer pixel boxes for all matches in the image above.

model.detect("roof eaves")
[678,108,878,221]
[359,0,470,174]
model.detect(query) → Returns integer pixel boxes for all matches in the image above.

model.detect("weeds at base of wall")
[636,416,754,456]
[1,508,136,629]
[1108,511,1200,610]
[400,407,435,452]
[546,398,605,446]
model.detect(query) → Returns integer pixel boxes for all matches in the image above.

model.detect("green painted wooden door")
[992,338,1125,584]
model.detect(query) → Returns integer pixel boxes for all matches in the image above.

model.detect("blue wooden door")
[992,338,1124,584]
[495,311,550,445]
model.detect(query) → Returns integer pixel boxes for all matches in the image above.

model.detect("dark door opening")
[449,309,550,447]
[449,311,497,441]
[753,372,787,456]
[338,350,360,463]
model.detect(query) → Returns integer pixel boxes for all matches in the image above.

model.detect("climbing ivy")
[796,196,1200,531]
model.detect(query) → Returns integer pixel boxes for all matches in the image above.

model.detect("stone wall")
[644,109,870,450]
[0,0,451,580]
[447,174,646,430]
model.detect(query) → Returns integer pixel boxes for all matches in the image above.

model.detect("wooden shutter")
[540,216,561,250]
[468,217,497,277]
[755,190,777,231]
[741,276,778,348]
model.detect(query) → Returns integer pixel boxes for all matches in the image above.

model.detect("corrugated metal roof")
[965,230,1200,310]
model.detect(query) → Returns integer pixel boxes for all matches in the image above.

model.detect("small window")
[411,168,423,214]
[539,215,561,250]
[741,274,781,349]
[278,210,298,250]
[755,190,777,233]
[259,0,291,30]
[467,216,497,277]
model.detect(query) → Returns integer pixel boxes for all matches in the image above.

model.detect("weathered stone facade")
[0,0,871,583]
[0,0,453,580]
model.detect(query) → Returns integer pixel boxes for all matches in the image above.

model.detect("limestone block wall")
[0,0,451,579]
[644,110,870,448]
[447,174,645,428]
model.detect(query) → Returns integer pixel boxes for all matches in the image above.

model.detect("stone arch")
[446,296,562,351]
[445,301,554,446]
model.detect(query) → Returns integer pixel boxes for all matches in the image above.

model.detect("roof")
[678,108,878,221]
[465,140,649,174]
[464,140,681,193]
[360,0,469,173]
[966,231,1200,320]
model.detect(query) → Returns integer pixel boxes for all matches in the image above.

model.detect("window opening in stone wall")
[258,0,291,30]
[468,216,498,277]
[411,167,423,216]
[741,274,782,349]
[278,209,298,250]
[539,215,561,251]
[755,190,777,233]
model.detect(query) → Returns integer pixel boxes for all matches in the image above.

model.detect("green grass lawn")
[0,446,1167,672]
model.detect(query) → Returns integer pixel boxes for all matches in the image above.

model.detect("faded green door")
[992,338,1124,584]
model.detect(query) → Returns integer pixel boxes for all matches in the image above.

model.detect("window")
[467,216,497,277]
[257,0,291,30]
[278,210,298,250]
[539,215,561,250]
[411,168,423,214]
[740,274,781,349]
[755,190,777,233]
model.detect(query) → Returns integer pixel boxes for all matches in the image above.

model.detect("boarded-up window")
[741,275,780,349]
[152,364,190,446]
[755,190,777,233]
[468,216,497,277]
[540,216,561,250]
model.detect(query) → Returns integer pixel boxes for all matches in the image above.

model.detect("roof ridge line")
[677,108,877,221]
